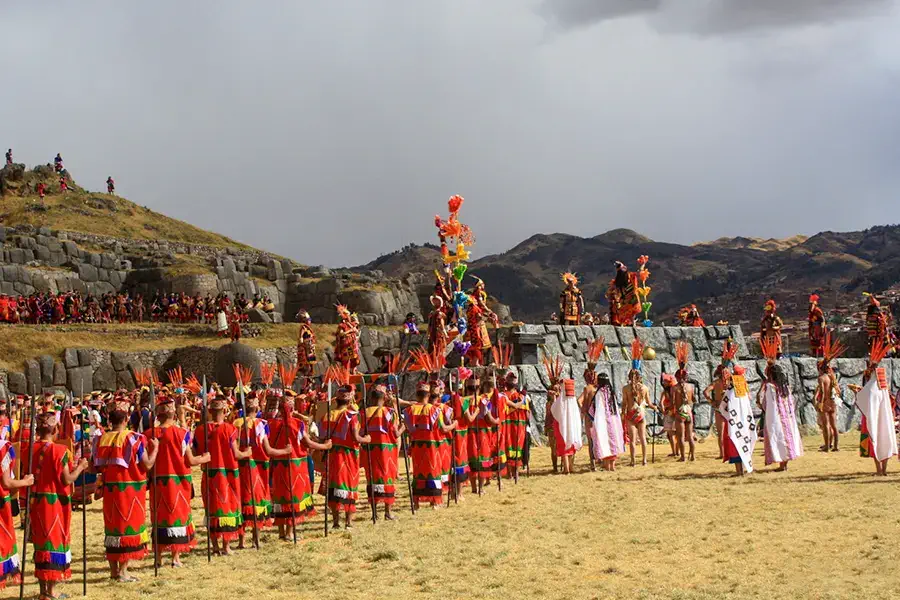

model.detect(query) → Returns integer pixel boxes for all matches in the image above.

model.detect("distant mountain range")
[356,225,900,325]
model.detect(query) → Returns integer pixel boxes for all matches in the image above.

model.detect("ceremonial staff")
[150,382,159,577]
[239,383,260,550]
[18,391,37,600]
[651,376,658,465]
[360,375,377,525]
[323,379,332,537]
[79,382,87,595]
[201,376,212,563]
[393,372,415,516]
[492,369,502,494]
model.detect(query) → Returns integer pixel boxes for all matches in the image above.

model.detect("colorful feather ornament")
[821,330,847,366]
[868,337,891,367]
[324,364,352,386]
[759,336,779,364]
[721,339,738,365]
[166,365,183,389]
[541,350,564,386]
[232,364,253,389]
[631,338,645,371]
[185,374,203,395]
[278,363,299,389]
[587,337,606,367]
[491,338,513,369]
[259,362,276,387]
[674,340,690,369]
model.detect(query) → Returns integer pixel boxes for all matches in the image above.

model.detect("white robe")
[719,388,757,473]
[216,310,228,333]
[551,388,583,453]
[762,383,803,465]
[855,375,898,461]
[589,388,624,460]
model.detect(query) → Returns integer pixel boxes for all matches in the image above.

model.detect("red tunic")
[146,425,196,553]
[403,403,443,506]
[360,406,399,506]
[319,408,361,514]
[27,441,72,582]
[450,394,472,482]
[93,430,149,562]
[267,415,316,525]
[235,417,273,528]
[472,393,507,480]
[503,389,529,468]
[0,441,21,589]
[437,403,453,485]
[193,422,243,541]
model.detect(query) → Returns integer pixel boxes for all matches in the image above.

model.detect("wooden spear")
[201,376,212,563]
[18,391,37,600]
[360,375,377,525]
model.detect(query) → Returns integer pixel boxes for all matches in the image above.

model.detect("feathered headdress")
[674,340,690,380]
[868,337,891,368]
[759,335,779,364]
[819,330,846,369]
[134,368,160,388]
[336,304,351,321]
[166,366,183,389]
[587,337,606,368]
[631,338,644,371]
[721,338,737,367]
[764,299,777,312]
[324,364,352,387]
[809,294,820,304]
[409,345,444,374]
[541,350,564,386]
[383,352,410,375]
[278,363,299,389]
[561,272,578,286]
[863,292,880,307]
[259,362,276,387]
[491,339,513,369]
[185,373,203,395]
[232,364,253,393]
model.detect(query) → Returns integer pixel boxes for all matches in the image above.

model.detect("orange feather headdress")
[185,373,203,395]
[759,336,779,364]
[868,337,891,368]
[819,330,846,369]
[587,337,606,367]
[541,350,564,386]
[278,363,299,389]
[166,366,183,389]
[259,362,276,387]
[491,339,513,369]
[720,338,737,366]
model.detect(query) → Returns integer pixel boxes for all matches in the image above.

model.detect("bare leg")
[637,422,647,466]
[715,412,726,459]
[685,420,696,461]
[827,412,839,451]
[627,422,636,466]
[667,431,676,456]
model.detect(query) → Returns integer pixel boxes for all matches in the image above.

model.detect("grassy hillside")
[0,164,254,249]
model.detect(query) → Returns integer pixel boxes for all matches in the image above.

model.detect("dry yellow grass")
[15,435,900,600]
[0,188,255,250]
[0,323,339,370]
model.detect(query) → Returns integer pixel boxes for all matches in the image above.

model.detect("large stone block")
[67,366,93,394]
[53,361,67,386]
[214,342,260,387]
[635,327,667,355]
[25,359,41,394]
[616,326,636,347]
[592,325,618,346]
[63,348,79,368]
[77,263,98,282]
[77,349,92,367]
[7,372,26,394]
[93,363,117,391]
[38,355,55,388]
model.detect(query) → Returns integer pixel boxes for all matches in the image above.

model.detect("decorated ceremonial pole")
[393,371,415,516]
[149,381,159,577]
[201,376,212,563]
[359,375,376,525]
[79,381,87,595]
[18,391,37,600]
[323,378,332,537]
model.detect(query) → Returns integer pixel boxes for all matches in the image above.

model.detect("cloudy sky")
[2,0,899,266]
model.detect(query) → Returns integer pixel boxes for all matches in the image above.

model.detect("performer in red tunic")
[234,393,291,548]
[404,382,454,508]
[27,412,88,599]
[427,379,453,498]
[1,438,33,590]
[193,397,250,555]
[808,294,826,357]
[449,374,476,499]
[320,385,370,529]
[296,311,318,376]
[465,278,499,366]
[268,393,327,539]
[501,371,529,481]
[760,299,784,358]
[607,261,641,326]
[471,376,506,492]
[93,399,158,581]
[146,395,209,568]
[334,305,361,372]
[461,373,482,494]
[360,384,403,520]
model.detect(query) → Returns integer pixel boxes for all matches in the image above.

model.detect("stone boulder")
[93,363,117,391]
[67,366,93,395]
[246,308,272,323]
[214,342,260,387]
[7,372,27,394]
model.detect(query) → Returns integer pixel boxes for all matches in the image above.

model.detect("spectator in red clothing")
[107,176,115,194]
[37,182,46,204]
[59,176,68,193]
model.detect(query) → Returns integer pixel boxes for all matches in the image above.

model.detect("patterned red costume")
[760,300,783,357]
[235,415,273,528]
[27,441,73,582]
[320,399,361,514]
[502,382,529,469]
[607,261,641,326]
[559,273,584,325]
[360,400,400,506]
[93,429,150,562]
[0,440,21,589]
[296,313,318,376]
[193,418,243,541]
[267,408,316,525]
[145,422,197,553]
[450,390,473,484]
[403,385,444,506]
[472,390,507,480]
[808,294,825,357]
[333,305,360,372]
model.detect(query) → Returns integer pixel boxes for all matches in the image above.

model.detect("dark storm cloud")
[1,1,899,267]
[541,0,892,34]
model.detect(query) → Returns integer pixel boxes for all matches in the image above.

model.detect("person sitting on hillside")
[107,176,115,194]
[54,152,64,172]
[36,182,46,204]
[4,148,11,165]
[59,175,68,193]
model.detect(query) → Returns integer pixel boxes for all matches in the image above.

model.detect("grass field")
[13,435,899,600]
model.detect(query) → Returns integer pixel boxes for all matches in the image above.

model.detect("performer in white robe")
[719,366,757,475]
[587,373,624,471]
[216,309,228,334]
[758,363,803,470]
[855,354,897,475]
[550,378,583,474]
